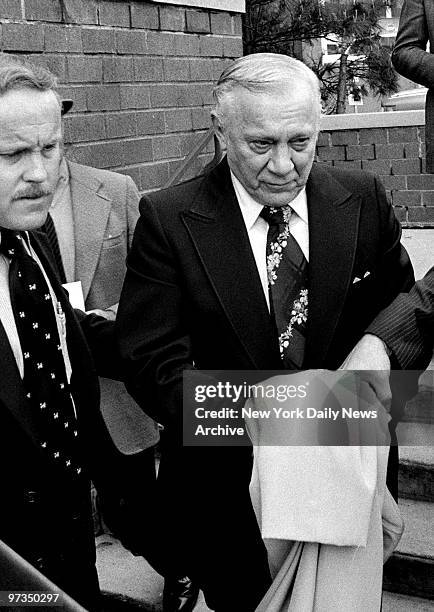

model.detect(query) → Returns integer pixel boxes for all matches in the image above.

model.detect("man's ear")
[211,112,227,153]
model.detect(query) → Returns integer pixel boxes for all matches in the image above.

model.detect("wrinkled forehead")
[223,81,320,126]
[224,80,319,112]
[0,88,62,150]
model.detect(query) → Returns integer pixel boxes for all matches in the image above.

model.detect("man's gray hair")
[213,53,321,124]
[0,53,58,96]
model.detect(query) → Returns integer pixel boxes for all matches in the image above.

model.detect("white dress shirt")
[231,172,309,310]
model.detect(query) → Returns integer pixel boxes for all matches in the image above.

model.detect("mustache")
[13,186,53,200]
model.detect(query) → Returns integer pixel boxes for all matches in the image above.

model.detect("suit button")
[35,557,45,570]
[71,509,83,522]
[24,490,39,504]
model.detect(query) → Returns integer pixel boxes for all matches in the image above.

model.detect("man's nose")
[23,152,48,183]
[267,145,294,176]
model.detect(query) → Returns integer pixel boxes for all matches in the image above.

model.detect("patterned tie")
[260,206,308,369]
[40,212,66,284]
[0,229,83,480]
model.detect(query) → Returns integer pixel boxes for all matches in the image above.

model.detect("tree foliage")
[244,0,399,114]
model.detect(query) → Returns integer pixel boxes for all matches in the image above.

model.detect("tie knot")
[260,206,292,227]
[0,229,24,259]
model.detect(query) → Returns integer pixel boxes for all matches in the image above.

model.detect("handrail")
[164,126,224,188]
[0,538,88,612]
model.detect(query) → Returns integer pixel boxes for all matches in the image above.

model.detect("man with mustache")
[117,53,415,611]
[0,53,123,609]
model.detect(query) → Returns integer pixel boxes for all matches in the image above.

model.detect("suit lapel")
[305,164,361,366]
[0,234,72,451]
[182,159,280,369]
[68,161,111,301]
[0,321,45,449]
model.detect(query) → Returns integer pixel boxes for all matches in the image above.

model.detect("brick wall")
[317,113,434,228]
[0,0,243,192]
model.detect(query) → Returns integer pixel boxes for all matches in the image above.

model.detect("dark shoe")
[163,576,200,612]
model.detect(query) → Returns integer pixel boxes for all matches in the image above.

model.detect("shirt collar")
[230,171,308,229]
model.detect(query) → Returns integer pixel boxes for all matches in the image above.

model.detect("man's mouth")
[14,192,51,201]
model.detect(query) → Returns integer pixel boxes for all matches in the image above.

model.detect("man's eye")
[1,151,24,161]
[291,138,310,149]
[251,141,270,151]
[43,143,57,154]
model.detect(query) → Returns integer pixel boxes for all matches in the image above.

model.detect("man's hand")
[340,334,392,411]
[86,307,116,321]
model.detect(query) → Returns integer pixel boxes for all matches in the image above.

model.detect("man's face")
[0,88,62,230]
[215,83,319,207]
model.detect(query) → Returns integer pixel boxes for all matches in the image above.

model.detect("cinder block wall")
[0,0,243,192]
[317,117,433,227]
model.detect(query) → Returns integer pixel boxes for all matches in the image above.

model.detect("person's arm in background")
[366,267,434,369]
[86,175,140,321]
[341,267,434,404]
[392,0,434,88]
[74,309,122,380]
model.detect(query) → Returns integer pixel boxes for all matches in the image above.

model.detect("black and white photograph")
[0,1,432,611]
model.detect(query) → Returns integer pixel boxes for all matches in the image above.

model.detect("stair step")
[383,591,434,611]
[403,387,433,424]
[396,422,434,446]
[383,499,434,599]
[399,445,434,502]
[398,499,434,559]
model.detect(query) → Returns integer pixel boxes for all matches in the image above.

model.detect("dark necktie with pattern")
[260,206,309,369]
[40,212,66,284]
[0,229,83,480]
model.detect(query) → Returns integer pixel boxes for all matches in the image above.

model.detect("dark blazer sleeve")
[116,195,195,431]
[367,266,434,369]
[73,309,122,380]
[392,0,434,88]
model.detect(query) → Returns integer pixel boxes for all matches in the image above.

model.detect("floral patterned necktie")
[0,229,83,480]
[260,206,308,369]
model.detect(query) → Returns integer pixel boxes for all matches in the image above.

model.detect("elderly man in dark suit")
[0,53,124,610]
[117,53,415,612]
[392,0,434,172]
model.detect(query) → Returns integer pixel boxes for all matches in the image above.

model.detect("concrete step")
[383,499,434,599]
[399,445,434,502]
[96,535,211,612]
[97,530,434,609]
[403,387,433,424]
[396,421,434,446]
[383,591,434,611]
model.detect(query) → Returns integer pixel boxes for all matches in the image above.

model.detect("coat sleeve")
[88,174,141,319]
[367,266,434,369]
[74,309,123,380]
[116,196,234,438]
[392,0,434,89]
[126,175,140,249]
[374,176,415,303]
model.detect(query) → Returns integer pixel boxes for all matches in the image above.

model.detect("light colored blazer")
[68,160,159,453]
[69,160,139,312]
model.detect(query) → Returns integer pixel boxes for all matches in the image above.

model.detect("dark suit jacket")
[368,266,434,368]
[0,233,123,609]
[117,159,414,608]
[392,0,434,172]
[118,159,414,424]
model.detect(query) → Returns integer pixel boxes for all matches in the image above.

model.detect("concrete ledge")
[321,110,425,131]
[151,0,245,12]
